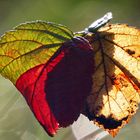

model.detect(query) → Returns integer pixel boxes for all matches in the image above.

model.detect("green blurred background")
[0,0,140,140]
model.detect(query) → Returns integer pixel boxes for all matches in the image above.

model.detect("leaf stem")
[86,12,113,33]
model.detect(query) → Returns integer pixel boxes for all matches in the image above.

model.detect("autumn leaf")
[0,12,140,138]
[83,24,140,136]
[0,21,73,136]
[0,21,73,83]
[0,21,94,136]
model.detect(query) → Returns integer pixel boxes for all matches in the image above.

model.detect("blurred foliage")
[0,0,140,140]
[0,0,140,33]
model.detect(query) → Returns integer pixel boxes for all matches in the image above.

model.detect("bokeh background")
[0,0,140,140]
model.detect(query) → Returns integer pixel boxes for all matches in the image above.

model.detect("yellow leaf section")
[85,24,140,136]
[0,21,73,84]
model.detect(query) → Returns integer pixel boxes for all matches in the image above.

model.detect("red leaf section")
[16,51,65,136]
[16,36,94,136]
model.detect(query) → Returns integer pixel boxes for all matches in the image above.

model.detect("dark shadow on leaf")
[45,38,94,127]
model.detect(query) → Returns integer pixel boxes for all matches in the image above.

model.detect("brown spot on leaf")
[126,49,135,55]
